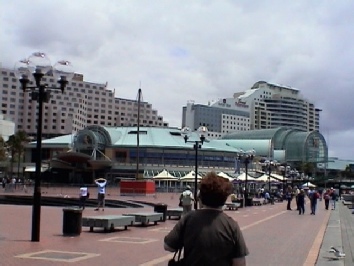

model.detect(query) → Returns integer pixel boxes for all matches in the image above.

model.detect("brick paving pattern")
[1,187,350,265]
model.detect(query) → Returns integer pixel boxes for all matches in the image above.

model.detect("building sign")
[218,99,231,108]
[235,102,249,108]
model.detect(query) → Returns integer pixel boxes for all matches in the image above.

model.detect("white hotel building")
[0,67,168,139]
[182,81,321,138]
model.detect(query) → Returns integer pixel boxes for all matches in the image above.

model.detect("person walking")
[297,189,305,215]
[323,189,330,210]
[1,177,6,189]
[94,178,107,211]
[164,172,249,265]
[179,185,194,216]
[294,186,300,210]
[309,189,319,215]
[79,185,89,209]
[285,186,293,210]
[330,188,338,210]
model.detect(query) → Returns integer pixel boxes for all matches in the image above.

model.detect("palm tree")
[0,136,6,161]
[6,131,29,179]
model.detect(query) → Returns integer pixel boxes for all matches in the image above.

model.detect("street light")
[238,149,255,207]
[181,126,207,210]
[265,160,277,192]
[15,52,74,242]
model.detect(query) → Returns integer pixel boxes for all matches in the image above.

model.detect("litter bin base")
[63,207,83,236]
[154,203,167,222]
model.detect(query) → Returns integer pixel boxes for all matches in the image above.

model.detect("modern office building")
[0,67,168,139]
[182,81,321,137]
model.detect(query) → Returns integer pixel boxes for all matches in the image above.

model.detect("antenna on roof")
[136,83,142,180]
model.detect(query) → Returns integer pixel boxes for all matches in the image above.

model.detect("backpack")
[311,192,319,200]
[181,191,192,206]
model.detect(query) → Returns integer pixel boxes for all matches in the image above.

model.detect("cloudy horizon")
[1,0,353,160]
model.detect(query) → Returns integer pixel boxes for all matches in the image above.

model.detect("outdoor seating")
[123,212,164,226]
[82,215,135,232]
[166,208,183,219]
[252,199,262,206]
[224,202,240,210]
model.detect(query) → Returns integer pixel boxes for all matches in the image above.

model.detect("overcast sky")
[1,0,353,160]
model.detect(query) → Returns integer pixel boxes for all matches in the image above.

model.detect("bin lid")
[63,207,83,212]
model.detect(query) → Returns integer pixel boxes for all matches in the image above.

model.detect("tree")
[0,136,7,161]
[6,131,29,178]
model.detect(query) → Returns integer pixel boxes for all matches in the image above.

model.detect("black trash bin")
[154,203,167,222]
[63,207,83,236]
[245,198,253,207]
[235,199,243,208]
[270,196,275,205]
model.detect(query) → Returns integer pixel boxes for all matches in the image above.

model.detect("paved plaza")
[1,187,353,265]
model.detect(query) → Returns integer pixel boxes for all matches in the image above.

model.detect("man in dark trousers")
[297,189,305,215]
[285,186,293,210]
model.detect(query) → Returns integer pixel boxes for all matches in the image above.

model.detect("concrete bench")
[123,212,164,226]
[166,208,183,220]
[82,215,135,232]
[252,200,262,206]
[225,202,240,210]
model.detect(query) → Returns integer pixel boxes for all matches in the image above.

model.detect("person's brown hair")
[199,172,233,207]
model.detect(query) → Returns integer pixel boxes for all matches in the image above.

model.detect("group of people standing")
[79,177,107,210]
[286,186,338,215]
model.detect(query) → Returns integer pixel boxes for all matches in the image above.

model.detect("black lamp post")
[267,163,272,192]
[15,52,74,242]
[181,126,207,210]
[238,150,255,207]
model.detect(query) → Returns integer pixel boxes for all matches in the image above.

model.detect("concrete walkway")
[316,201,354,265]
[1,187,354,265]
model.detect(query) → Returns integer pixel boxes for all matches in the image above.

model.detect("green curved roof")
[222,127,284,140]
[35,126,328,163]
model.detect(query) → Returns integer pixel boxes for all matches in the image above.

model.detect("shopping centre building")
[24,125,328,183]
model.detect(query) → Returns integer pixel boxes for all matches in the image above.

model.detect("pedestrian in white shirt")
[79,186,89,209]
[94,178,107,211]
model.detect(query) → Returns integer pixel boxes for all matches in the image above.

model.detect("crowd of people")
[165,176,345,265]
[1,176,30,192]
[285,185,338,215]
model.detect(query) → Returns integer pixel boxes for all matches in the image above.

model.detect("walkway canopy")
[217,172,234,181]
[256,174,279,182]
[152,169,176,180]
[179,170,203,181]
[236,173,257,181]
[302,182,317,188]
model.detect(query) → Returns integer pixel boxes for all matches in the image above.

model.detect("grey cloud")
[1,0,353,159]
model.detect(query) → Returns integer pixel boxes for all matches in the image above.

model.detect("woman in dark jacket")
[164,172,249,266]
[323,189,330,210]
[297,189,305,215]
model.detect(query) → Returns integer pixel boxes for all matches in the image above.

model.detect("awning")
[24,166,49,173]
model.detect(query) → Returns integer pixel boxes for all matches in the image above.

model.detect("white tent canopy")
[152,169,176,180]
[256,174,279,182]
[179,170,203,181]
[302,182,317,188]
[235,172,257,181]
[24,166,49,173]
[270,173,288,181]
[217,172,234,181]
